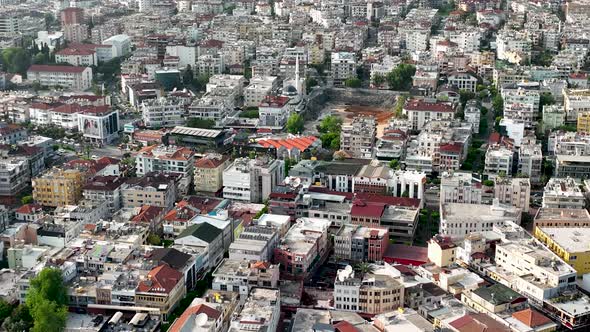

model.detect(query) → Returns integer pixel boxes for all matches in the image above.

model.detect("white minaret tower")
[295,55,300,97]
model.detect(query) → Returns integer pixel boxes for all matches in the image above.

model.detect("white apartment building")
[29,103,81,130]
[212,259,279,298]
[543,177,586,209]
[165,45,197,69]
[188,94,233,127]
[135,144,195,178]
[548,131,590,156]
[464,100,480,134]
[244,76,278,107]
[387,169,426,199]
[258,95,291,129]
[501,87,540,128]
[447,71,478,93]
[331,52,357,87]
[229,289,280,332]
[494,238,577,305]
[141,97,185,129]
[440,201,521,239]
[340,116,376,159]
[440,171,483,204]
[222,157,285,203]
[77,106,120,143]
[496,29,532,64]
[55,48,97,67]
[102,34,131,57]
[542,104,566,131]
[518,141,542,183]
[494,177,531,213]
[403,100,455,131]
[27,65,92,90]
[563,88,590,122]
[0,156,29,196]
[484,144,513,178]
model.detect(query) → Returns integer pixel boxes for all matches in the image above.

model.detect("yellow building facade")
[32,168,85,207]
[578,112,590,134]
[534,227,590,275]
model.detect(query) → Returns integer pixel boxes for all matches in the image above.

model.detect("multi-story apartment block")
[403,99,455,131]
[77,106,120,144]
[27,65,92,90]
[387,169,426,199]
[229,288,280,332]
[334,265,405,314]
[447,71,478,93]
[222,157,284,203]
[440,201,521,239]
[82,176,125,215]
[440,171,483,204]
[542,177,586,209]
[258,95,291,129]
[194,154,230,194]
[501,86,540,128]
[484,144,513,178]
[496,29,532,64]
[212,259,279,298]
[55,47,97,66]
[340,116,376,159]
[330,52,357,87]
[229,225,278,262]
[517,140,542,183]
[273,217,330,278]
[494,177,531,213]
[188,94,233,127]
[464,100,480,134]
[555,154,590,179]
[334,225,389,262]
[142,97,185,129]
[135,264,185,319]
[535,227,590,276]
[244,76,278,107]
[578,112,590,134]
[0,123,27,145]
[542,105,566,131]
[563,89,590,123]
[121,173,178,210]
[32,168,85,207]
[534,208,590,228]
[0,154,29,197]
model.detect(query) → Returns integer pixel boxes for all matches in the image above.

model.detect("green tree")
[305,76,318,90]
[26,268,68,332]
[318,115,343,133]
[21,196,33,205]
[183,64,194,86]
[1,48,31,76]
[386,64,416,90]
[459,90,475,108]
[186,117,215,129]
[372,73,385,87]
[286,113,304,134]
[483,180,494,187]
[540,92,555,108]
[0,299,14,324]
[354,262,375,279]
[147,233,162,245]
[3,304,32,332]
[492,93,504,115]
[389,159,399,169]
[344,77,361,88]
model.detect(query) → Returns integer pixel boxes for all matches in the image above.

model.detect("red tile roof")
[163,201,197,223]
[449,313,510,332]
[440,142,463,154]
[137,264,183,294]
[334,321,359,332]
[15,203,43,214]
[404,100,454,113]
[80,105,111,115]
[384,244,428,265]
[195,155,229,168]
[28,65,88,73]
[168,304,221,332]
[258,136,317,151]
[53,103,82,114]
[512,309,552,328]
[259,95,290,108]
[308,187,421,207]
[131,205,164,224]
[55,47,96,56]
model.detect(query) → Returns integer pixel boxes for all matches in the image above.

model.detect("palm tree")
[354,262,375,280]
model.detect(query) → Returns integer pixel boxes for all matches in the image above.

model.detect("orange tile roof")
[15,203,43,214]
[512,309,552,328]
[257,136,317,151]
[168,304,221,332]
[136,264,182,294]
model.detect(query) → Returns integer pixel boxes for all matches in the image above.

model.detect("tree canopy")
[286,113,304,134]
[26,268,68,332]
[386,64,416,91]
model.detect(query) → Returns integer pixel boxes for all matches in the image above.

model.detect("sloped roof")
[137,264,182,294]
[149,248,192,270]
[512,309,552,328]
[177,222,221,243]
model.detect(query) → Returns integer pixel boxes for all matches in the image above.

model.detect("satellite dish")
[345,265,353,273]
[195,313,208,326]
[292,178,301,187]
